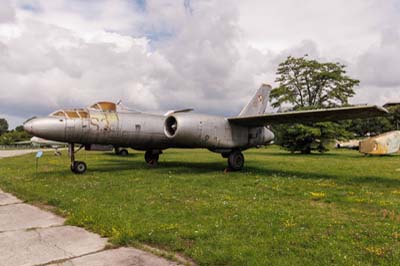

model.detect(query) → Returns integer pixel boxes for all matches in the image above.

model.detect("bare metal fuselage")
[24,108,274,152]
[22,83,388,174]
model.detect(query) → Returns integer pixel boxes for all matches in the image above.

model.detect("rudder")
[238,84,272,117]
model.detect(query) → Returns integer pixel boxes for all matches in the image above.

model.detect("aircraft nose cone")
[23,117,66,141]
[23,120,33,134]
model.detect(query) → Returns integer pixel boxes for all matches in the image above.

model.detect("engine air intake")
[165,116,178,138]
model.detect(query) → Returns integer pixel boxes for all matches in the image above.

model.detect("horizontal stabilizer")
[228,105,388,127]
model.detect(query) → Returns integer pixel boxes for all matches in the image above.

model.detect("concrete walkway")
[0,149,39,158]
[0,189,180,266]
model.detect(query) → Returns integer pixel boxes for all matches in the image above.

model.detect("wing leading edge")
[228,105,388,127]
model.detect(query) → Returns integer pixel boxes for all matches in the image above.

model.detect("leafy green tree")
[0,130,32,145]
[0,118,9,135]
[270,56,360,153]
[271,56,359,108]
[346,118,392,137]
[15,125,24,132]
[345,105,400,137]
[387,105,400,131]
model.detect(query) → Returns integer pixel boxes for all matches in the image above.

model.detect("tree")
[15,125,24,132]
[346,118,392,137]
[274,122,352,154]
[270,56,360,153]
[271,56,359,109]
[0,118,8,135]
[345,105,400,137]
[0,130,32,145]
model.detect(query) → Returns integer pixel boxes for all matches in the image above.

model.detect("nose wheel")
[71,161,87,174]
[69,143,87,174]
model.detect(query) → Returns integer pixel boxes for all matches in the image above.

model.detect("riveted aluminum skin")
[23,117,66,141]
[24,108,275,152]
[164,113,275,149]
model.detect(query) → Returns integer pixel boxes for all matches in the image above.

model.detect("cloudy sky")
[0,0,399,128]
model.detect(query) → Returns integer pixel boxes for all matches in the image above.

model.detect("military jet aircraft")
[23,84,388,174]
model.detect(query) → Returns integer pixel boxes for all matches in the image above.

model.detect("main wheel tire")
[72,161,87,174]
[227,151,244,171]
[119,149,129,156]
[145,151,159,166]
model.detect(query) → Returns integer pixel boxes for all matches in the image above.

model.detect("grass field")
[0,146,399,265]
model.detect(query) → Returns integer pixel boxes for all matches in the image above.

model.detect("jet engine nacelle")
[164,113,230,148]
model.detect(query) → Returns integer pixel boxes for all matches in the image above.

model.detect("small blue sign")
[36,151,43,158]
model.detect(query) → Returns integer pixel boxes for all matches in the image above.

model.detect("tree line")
[270,55,400,153]
[0,118,31,145]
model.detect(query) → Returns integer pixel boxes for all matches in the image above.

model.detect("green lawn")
[0,147,399,265]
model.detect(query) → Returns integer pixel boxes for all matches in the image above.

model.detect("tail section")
[238,84,272,117]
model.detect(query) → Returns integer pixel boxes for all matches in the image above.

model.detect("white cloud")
[0,0,15,23]
[0,0,399,129]
[351,29,400,105]
[356,29,400,88]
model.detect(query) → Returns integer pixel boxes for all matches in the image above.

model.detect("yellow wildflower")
[310,192,326,200]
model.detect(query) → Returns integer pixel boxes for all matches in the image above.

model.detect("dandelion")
[365,246,385,257]
[283,219,296,228]
[310,192,326,200]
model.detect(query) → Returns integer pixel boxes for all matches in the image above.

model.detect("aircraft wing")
[228,105,388,127]
[164,108,194,116]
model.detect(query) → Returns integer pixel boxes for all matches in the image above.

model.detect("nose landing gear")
[69,143,87,174]
[71,161,87,174]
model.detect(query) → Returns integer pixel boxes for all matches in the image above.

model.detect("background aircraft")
[23,84,388,174]
[30,136,66,155]
[30,136,66,147]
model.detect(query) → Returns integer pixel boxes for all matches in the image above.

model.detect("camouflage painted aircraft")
[23,84,388,174]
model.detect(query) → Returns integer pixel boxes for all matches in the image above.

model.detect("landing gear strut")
[226,150,244,171]
[69,143,87,174]
[145,150,161,166]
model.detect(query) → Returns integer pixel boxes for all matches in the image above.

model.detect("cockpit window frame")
[77,110,89,118]
[65,111,80,118]
[89,102,117,112]
[50,109,90,119]
[50,110,67,118]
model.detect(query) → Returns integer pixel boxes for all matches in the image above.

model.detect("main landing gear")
[145,150,161,167]
[69,143,87,174]
[222,150,245,171]
[114,147,129,156]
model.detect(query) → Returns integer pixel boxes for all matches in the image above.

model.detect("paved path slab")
[0,189,22,206]
[0,203,65,232]
[0,189,183,266]
[0,149,38,158]
[0,226,107,266]
[48,247,179,266]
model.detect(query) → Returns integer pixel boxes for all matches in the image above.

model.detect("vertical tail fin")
[238,84,272,117]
